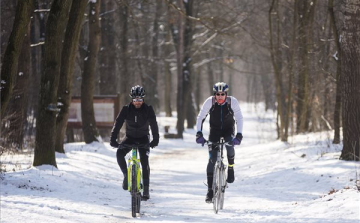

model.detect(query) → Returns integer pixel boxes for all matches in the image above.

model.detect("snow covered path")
[1,104,359,222]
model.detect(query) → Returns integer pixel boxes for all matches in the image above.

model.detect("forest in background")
[0,0,359,167]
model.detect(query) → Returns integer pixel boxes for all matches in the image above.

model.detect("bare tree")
[171,0,185,137]
[328,0,342,144]
[269,0,291,141]
[339,0,360,161]
[4,27,31,150]
[167,0,195,136]
[81,0,101,143]
[99,0,117,95]
[33,0,72,167]
[146,0,162,112]
[163,26,173,117]
[117,0,129,107]
[1,0,35,117]
[296,0,317,133]
[55,0,88,153]
[183,0,196,129]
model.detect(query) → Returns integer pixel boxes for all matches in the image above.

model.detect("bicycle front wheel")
[131,165,138,217]
[220,165,226,210]
[212,163,221,214]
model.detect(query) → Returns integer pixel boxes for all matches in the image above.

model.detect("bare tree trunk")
[119,1,129,107]
[164,29,172,117]
[329,0,342,144]
[321,9,332,130]
[284,0,298,141]
[131,16,145,86]
[195,66,201,112]
[99,0,117,95]
[339,0,360,161]
[183,0,195,129]
[297,0,317,133]
[55,0,87,153]
[0,0,16,60]
[1,0,35,117]
[269,0,286,141]
[33,0,72,167]
[218,43,224,81]
[164,7,173,117]
[296,0,309,133]
[260,72,271,111]
[28,1,47,137]
[207,53,214,95]
[28,6,38,137]
[4,26,31,150]
[81,0,101,143]
[170,0,185,138]
[147,0,162,112]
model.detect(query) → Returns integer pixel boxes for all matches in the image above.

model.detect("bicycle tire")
[136,193,141,213]
[131,165,137,217]
[220,164,226,209]
[212,163,221,214]
[136,168,141,213]
[217,165,222,212]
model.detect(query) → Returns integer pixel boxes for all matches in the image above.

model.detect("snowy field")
[1,103,359,222]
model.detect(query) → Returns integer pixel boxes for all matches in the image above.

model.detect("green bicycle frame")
[127,148,143,193]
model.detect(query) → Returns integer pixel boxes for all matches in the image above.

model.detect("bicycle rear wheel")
[212,163,221,214]
[131,165,138,217]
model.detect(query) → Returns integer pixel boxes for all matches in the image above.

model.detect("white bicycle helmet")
[212,82,229,94]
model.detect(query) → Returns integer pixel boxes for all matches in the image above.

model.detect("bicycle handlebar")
[118,143,149,149]
[206,140,233,147]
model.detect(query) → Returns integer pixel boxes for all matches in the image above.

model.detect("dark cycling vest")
[209,102,234,132]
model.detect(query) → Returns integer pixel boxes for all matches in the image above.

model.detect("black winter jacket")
[110,103,159,143]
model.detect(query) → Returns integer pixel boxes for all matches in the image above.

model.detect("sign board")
[67,95,120,128]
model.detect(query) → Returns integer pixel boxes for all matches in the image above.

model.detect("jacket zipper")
[221,104,223,129]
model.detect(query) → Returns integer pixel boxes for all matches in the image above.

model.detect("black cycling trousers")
[206,135,235,175]
[116,136,150,186]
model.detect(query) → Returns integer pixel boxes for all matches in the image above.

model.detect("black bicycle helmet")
[129,85,146,98]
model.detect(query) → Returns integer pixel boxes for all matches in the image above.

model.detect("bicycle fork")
[220,163,228,193]
[127,162,143,193]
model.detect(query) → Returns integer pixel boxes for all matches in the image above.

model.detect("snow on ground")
[1,103,359,223]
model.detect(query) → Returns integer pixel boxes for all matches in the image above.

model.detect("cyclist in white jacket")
[195,82,243,203]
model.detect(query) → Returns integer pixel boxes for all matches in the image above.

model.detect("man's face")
[215,92,226,104]
[132,97,144,108]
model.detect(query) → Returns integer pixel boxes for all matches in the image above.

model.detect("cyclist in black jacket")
[110,85,159,200]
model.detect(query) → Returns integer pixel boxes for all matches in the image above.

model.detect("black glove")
[236,133,243,141]
[196,131,203,139]
[110,140,119,148]
[232,133,243,146]
[149,138,159,148]
[196,131,206,146]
